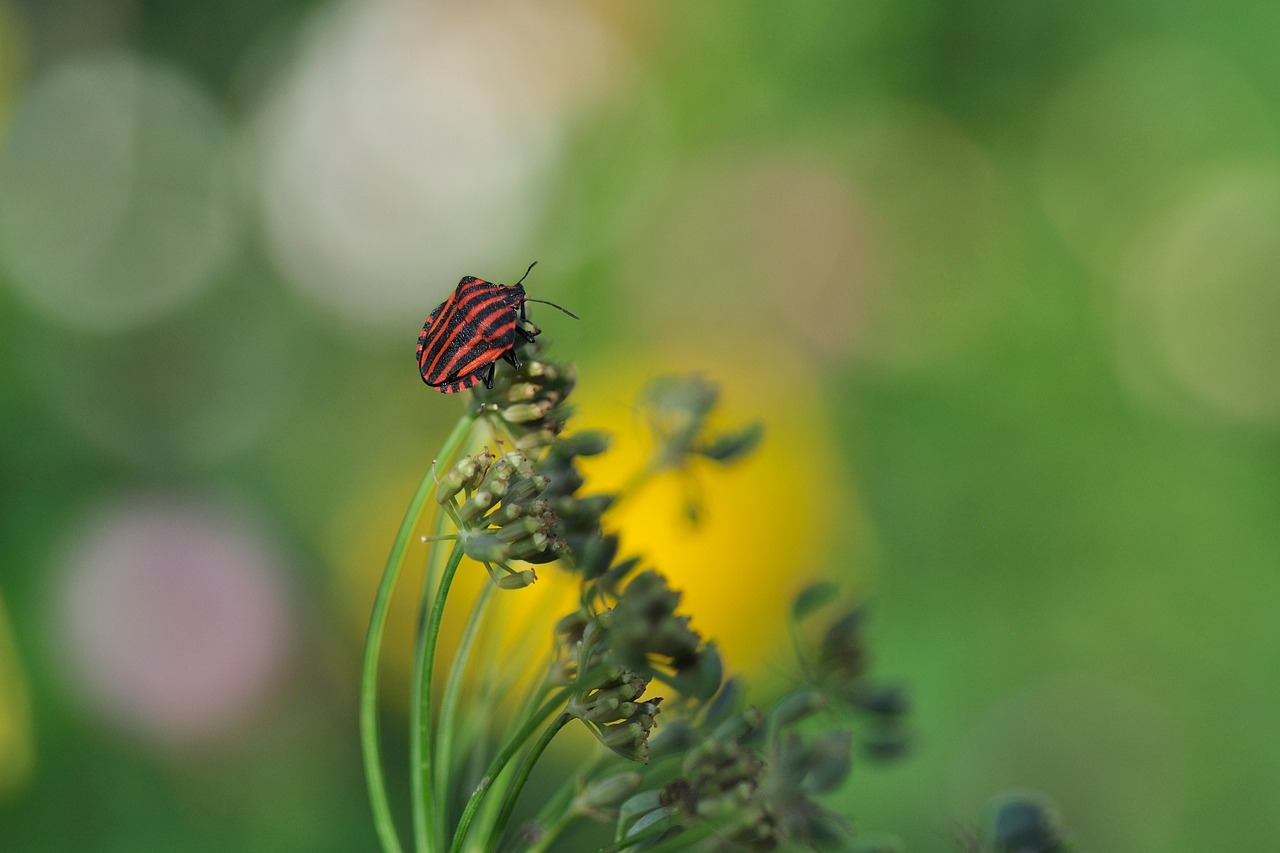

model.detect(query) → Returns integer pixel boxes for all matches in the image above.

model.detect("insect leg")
[482,362,496,390]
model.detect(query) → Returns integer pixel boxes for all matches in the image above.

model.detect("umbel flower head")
[434,448,567,585]
[535,430,618,580]
[613,706,854,852]
[471,337,576,452]
[554,566,722,763]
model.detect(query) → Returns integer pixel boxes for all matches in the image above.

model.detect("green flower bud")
[855,683,909,718]
[498,474,549,511]
[617,790,664,828]
[703,678,746,729]
[504,530,548,555]
[771,688,828,727]
[788,811,849,849]
[818,608,867,684]
[434,457,475,505]
[575,533,619,580]
[495,569,537,590]
[668,641,722,701]
[573,771,643,818]
[696,422,764,463]
[711,707,764,743]
[553,430,611,458]
[802,731,852,794]
[599,720,650,762]
[495,514,550,543]
[986,793,1065,853]
[860,721,909,761]
[515,429,557,452]
[623,805,679,840]
[460,533,506,563]
[506,382,540,402]
[596,556,642,596]
[508,532,567,563]
[554,609,591,644]
[791,580,840,623]
[458,460,515,524]
[555,494,615,528]
[434,451,495,504]
[501,400,554,424]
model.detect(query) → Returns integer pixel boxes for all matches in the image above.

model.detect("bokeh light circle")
[624,114,1016,376]
[19,290,303,469]
[0,52,236,331]
[623,152,874,362]
[51,494,295,745]
[256,0,620,327]
[1038,40,1277,275]
[1117,170,1280,427]
[842,107,1018,371]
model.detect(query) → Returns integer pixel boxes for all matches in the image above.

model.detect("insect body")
[416,262,577,393]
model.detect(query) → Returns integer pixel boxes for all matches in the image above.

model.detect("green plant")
[358,335,1056,852]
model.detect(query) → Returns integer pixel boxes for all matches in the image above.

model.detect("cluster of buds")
[616,702,855,851]
[471,338,576,452]
[551,567,720,764]
[535,431,619,579]
[566,666,663,763]
[814,605,910,761]
[434,449,567,586]
[554,613,664,763]
[603,569,722,700]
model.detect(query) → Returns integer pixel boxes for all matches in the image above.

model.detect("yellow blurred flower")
[333,335,861,704]
[573,337,857,676]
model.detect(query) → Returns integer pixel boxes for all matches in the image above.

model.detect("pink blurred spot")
[53,495,294,745]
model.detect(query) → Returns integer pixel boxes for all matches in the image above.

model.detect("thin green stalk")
[362,413,475,853]
[434,581,498,822]
[522,810,574,853]
[602,817,732,853]
[360,477,435,853]
[449,690,572,853]
[523,752,606,853]
[484,712,573,849]
[411,499,455,851]
[411,541,466,852]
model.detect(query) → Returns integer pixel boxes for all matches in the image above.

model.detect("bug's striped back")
[417,276,525,391]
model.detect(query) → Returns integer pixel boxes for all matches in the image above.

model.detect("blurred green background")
[2,0,1279,850]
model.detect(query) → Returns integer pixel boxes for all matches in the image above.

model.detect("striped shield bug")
[416,262,578,393]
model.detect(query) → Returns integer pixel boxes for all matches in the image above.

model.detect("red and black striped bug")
[416,262,578,393]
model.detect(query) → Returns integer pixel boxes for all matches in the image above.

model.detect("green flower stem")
[521,810,573,853]
[434,581,498,821]
[410,492,457,852]
[603,816,735,853]
[522,753,606,853]
[484,711,573,849]
[361,413,476,853]
[411,540,466,852]
[448,690,572,853]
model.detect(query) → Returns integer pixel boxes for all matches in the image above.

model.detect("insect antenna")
[514,260,580,318]
[524,299,580,320]
[515,261,538,286]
